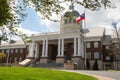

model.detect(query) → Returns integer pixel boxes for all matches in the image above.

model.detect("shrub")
[92,59,99,70]
[86,59,90,70]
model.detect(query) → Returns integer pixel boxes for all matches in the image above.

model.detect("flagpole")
[84,9,87,70]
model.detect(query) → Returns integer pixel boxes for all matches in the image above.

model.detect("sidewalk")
[62,70,113,80]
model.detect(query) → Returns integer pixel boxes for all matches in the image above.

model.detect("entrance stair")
[32,60,64,69]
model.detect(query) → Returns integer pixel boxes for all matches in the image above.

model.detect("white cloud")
[21,0,120,35]
[16,27,39,35]
[39,1,120,34]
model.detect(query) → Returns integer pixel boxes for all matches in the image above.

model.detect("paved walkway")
[62,70,120,80]
[79,70,120,80]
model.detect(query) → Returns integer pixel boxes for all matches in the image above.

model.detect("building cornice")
[31,32,84,41]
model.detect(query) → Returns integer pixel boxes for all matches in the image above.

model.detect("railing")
[32,32,61,36]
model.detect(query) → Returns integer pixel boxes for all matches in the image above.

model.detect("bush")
[92,60,99,70]
[86,59,90,70]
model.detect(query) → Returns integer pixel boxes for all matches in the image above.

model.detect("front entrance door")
[64,43,73,61]
[48,44,57,61]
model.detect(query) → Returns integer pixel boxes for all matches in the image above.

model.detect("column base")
[56,56,64,63]
[72,56,84,70]
[40,57,49,63]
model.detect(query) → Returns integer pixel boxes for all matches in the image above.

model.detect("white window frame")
[20,49,23,53]
[6,49,9,53]
[86,42,90,48]
[106,56,110,60]
[94,52,99,59]
[86,52,91,59]
[11,49,13,53]
[94,42,99,48]
[14,57,17,62]
[19,57,22,61]
[105,46,109,49]
[2,49,4,53]
[15,49,18,53]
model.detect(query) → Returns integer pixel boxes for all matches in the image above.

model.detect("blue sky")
[20,0,120,35]
[21,8,50,33]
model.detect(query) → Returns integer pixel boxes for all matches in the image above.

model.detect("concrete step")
[33,63,64,68]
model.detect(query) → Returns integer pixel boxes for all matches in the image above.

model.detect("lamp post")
[6,33,12,66]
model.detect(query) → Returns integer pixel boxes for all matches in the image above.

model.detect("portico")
[26,8,85,69]
[27,32,84,65]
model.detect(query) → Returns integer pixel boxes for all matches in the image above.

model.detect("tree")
[111,22,120,70]
[24,0,114,21]
[86,59,90,70]
[92,59,99,70]
[0,0,114,43]
[0,0,27,44]
[0,52,6,63]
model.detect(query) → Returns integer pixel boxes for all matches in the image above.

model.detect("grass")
[0,67,97,80]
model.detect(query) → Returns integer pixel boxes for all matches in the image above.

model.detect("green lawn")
[0,67,97,80]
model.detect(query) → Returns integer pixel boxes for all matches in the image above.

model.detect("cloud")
[38,0,120,34]
[16,27,39,35]
[21,0,120,35]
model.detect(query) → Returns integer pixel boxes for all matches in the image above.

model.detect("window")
[2,49,4,53]
[69,18,72,23]
[105,46,109,49]
[86,43,90,48]
[94,52,99,59]
[94,42,99,48]
[6,49,9,53]
[86,52,91,59]
[11,49,13,53]
[20,49,23,53]
[106,56,110,60]
[15,49,18,53]
[19,57,22,61]
[115,44,119,49]
[114,54,120,61]
[14,57,17,62]
[64,19,68,24]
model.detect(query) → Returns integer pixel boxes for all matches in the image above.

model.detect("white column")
[28,41,35,57]
[82,41,84,58]
[74,38,77,56]
[61,38,64,56]
[80,38,82,56]
[42,40,45,57]
[57,39,61,56]
[45,40,48,57]
[35,44,39,59]
[78,37,81,56]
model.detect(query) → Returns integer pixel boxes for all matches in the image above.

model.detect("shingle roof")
[86,27,105,37]
[1,39,25,46]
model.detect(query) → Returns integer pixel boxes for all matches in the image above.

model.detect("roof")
[1,39,25,46]
[86,27,105,37]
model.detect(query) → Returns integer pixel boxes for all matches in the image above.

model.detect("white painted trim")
[0,45,26,49]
